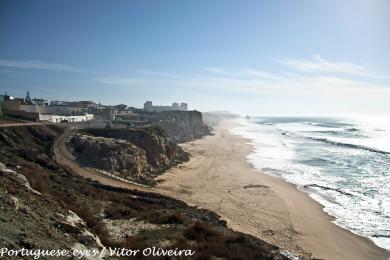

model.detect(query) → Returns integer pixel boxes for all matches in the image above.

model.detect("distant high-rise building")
[179,103,188,111]
[172,102,179,109]
[144,101,153,110]
[143,101,188,111]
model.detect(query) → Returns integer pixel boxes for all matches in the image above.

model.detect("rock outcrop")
[79,126,189,178]
[0,163,102,254]
[70,134,152,183]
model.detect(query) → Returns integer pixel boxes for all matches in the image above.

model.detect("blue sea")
[231,116,390,251]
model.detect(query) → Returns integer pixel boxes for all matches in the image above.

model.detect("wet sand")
[156,119,390,260]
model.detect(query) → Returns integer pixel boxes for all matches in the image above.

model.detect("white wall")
[39,113,94,123]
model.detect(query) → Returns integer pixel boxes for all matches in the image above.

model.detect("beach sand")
[156,119,390,260]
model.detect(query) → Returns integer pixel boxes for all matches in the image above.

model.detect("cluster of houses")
[0,92,97,122]
[0,91,189,124]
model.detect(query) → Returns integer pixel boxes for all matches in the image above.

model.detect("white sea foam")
[231,117,390,251]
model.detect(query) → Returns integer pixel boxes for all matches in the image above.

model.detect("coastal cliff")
[0,125,287,259]
[71,126,189,185]
[136,110,211,142]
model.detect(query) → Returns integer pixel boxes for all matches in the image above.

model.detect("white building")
[39,113,94,123]
[143,101,188,111]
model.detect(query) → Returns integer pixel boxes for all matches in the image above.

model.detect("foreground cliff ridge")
[0,119,287,259]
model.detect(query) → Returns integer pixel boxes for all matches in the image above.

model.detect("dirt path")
[0,122,49,128]
[53,127,154,192]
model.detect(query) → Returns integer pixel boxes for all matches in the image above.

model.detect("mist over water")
[231,116,390,251]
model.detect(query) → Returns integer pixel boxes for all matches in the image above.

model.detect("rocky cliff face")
[70,134,151,182]
[76,126,189,185]
[0,163,102,253]
[138,110,211,142]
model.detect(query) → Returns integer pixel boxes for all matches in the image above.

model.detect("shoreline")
[156,119,390,260]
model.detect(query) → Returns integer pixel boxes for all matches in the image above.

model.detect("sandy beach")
[157,119,390,260]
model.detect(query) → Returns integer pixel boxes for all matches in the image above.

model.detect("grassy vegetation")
[139,209,185,225]
[104,203,135,219]
[0,114,27,122]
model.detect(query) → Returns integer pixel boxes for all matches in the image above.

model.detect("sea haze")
[232,116,390,251]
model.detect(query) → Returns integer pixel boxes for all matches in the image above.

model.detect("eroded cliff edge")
[123,110,212,143]
[70,126,190,185]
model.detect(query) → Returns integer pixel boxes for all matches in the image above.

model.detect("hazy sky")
[0,0,389,115]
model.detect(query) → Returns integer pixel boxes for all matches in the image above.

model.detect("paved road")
[53,126,155,192]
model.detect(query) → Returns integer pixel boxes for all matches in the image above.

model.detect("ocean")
[231,116,390,251]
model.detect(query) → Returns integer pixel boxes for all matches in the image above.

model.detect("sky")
[0,0,389,116]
